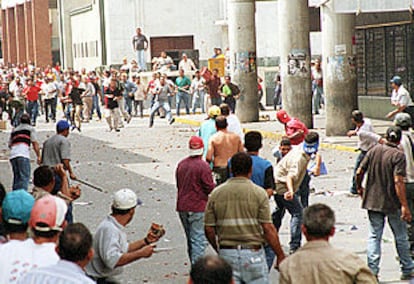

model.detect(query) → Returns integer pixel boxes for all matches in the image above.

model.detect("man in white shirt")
[42,76,57,123]
[387,76,414,126]
[219,103,243,141]
[18,223,95,284]
[394,113,414,255]
[347,110,384,195]
[191,70,206,114]
[0,195,67,283]
[178,53,196,73]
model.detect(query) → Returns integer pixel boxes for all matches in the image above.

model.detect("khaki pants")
[104,108,120,130]
[73,104,82,129]
[82,97,93,121]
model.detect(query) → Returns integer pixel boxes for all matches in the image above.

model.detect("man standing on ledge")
[387,75,414,126]
[132,27,149,72]
[205,152,285,283]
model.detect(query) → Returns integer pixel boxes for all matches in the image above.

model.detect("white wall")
[256,1,279,58]
[71,3,102,70]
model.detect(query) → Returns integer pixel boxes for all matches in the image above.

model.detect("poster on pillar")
[234,51,256,73]
[287,49,308,77]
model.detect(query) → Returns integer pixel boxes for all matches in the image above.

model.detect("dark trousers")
[224,97,236,113]
[44,98,56,122]
[134,100,144,117]
[350,150,367,194]
[406,182,414,251]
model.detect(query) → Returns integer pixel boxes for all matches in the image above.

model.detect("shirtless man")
[206,116,243,185]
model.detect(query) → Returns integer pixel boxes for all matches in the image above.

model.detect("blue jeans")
[192,90,205,114]
[26,100,39,124]
[367,210,414,276]
[350,151,367,194]
[219,248,268,284]
[176,91,190,116]
[312,84,323,114]
[273,194,303,251]
[224,97,236,113]
[264,244,275,271]
[178,212,207,265]
[136,49,146,71]
[10,157,31,191]
[92,95,102,119]
[149,101,172,125]
[124,96,133,115]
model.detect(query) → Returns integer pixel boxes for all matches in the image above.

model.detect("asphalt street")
[0,110,406,283]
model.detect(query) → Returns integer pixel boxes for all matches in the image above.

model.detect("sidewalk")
[175,108,393,153]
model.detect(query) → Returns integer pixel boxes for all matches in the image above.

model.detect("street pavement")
[0,108,407,283]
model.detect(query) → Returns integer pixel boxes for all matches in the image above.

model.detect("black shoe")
[169,118,175,125]
[115,129,120,132]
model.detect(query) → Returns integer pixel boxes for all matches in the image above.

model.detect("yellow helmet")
[208,106,221,118]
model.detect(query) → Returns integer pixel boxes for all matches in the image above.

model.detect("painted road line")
[174,117,358,153]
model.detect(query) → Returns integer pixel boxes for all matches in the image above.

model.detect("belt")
[220,244,262,250]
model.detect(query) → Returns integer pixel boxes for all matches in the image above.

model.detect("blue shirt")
[198,118,217,158]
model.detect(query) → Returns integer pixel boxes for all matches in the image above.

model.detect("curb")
[174,117,358,153]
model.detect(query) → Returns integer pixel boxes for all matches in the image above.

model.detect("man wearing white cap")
[86,189,165,283]
[0,195,67,283]
[176,136,215,266]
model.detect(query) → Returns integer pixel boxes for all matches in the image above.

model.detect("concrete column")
[6,7,17,65]
[228,0,258,123]
[2,9,9,64]
[278,0,313,128]
[321,2,356,136]
[15,4,27,64]
[31,0,52,67]
[24,1,34,62]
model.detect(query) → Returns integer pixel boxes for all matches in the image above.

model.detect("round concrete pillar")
[322,2,357,136]
[228,0,258,123]
[278,0,313,128]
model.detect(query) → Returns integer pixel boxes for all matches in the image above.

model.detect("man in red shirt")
[23,78,42,126]
[176,136,215,265]
[276,110,308,145]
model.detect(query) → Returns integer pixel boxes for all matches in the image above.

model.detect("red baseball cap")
[189,136,204,156]
[276,110,290,124]
[29,195,68,232]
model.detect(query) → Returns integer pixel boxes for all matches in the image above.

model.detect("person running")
[276,110,308,146]
[104,78,122,132]
[149,75,175,127]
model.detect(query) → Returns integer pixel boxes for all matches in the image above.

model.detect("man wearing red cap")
[276,110,308,146]
[176,136,215,266]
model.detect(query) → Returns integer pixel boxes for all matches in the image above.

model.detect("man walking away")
[205,152,286,283]
[176,136,215,265]
[9,114,41,190]
[356,126,414,280]
[279,204,376,283]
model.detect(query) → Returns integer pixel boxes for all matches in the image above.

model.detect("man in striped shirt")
[9,113,41,190]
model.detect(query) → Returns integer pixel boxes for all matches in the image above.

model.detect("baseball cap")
[29,195,68,232]
[2,189,35,225]
[189,136,204,156]
[394,113,412,128]
[276,110,290,124]
[208,106,221,118]
[56,120,70,132]
[390,76,402,86]
[112,188,138,210]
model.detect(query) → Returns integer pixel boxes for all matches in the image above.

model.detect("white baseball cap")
[29,195,68,232]
[112,188,138,210]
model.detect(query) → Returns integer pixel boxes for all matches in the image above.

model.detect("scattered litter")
[349,225,358,231]
[73,201,93,206]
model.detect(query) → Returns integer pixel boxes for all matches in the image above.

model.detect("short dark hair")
[230,152,252,176]
[280,138,291,147]
[58,223,92,262]
[305,132,319,144]
[111,206,132,216]
[215,116,228,130]
[190,255,233,284]
[32,229,60,239]
[4,222,29,234]
[20,114,31,124]
[351,110,364,123]
[33,166,54,188]
[303,203,335,238]
[219,104,230,116]
[244,131,262,152]
[386,126,402,143]
[225,75,231,80]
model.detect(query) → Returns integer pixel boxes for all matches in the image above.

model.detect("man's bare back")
[206,130,244,167]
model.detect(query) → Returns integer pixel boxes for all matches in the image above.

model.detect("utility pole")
[278,0,313,128]
[321,1,357,136]
[228,0,258,122]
